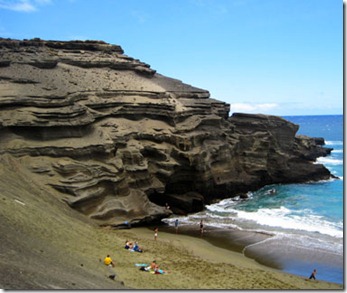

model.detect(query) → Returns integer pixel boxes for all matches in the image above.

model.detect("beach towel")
[135,263,167,274]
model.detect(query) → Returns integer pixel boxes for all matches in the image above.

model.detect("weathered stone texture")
[0,38,334,226]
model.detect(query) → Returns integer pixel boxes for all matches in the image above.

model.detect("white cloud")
[0,0,51,12]
[131,10,149,24]
[229,102,279,114]
[0,0,35,12]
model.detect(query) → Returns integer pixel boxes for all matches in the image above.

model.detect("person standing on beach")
[154,227,158,241]
[175,219,179,234]
[103,254,116,280]
[309,269,317,280]
[199,220,204,236]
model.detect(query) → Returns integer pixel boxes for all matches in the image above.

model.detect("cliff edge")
[0,38,334,226]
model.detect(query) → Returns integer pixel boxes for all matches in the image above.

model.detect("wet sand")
[157,223,343,284]
[0,154,342,289]
[110,226,343,289]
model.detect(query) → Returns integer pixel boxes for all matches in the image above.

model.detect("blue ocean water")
[164,115,344,284]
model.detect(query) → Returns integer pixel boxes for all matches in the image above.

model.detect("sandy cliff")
[0,38,333,227]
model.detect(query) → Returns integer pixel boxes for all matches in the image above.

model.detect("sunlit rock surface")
[0,38,333,226]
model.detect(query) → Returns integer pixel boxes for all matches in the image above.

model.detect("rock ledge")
[0,38,334,226]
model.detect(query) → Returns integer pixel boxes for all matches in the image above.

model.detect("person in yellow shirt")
[104,255,116,280]
[104,255,113,265]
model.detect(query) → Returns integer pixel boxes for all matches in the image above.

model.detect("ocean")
[163,115,343,285]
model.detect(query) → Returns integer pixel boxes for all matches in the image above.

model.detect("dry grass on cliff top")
[0,154,343,290]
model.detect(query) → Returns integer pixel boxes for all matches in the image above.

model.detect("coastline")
[1,152,342,289]
[110,226,343,289]
[155,223,343,284]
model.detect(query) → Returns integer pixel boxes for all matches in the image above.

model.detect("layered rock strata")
[0,38,334,226]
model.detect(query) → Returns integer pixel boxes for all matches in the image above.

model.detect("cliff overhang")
[0,38,335,226]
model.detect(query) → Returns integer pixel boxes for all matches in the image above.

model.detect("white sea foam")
[206,199,238,213]
[315,157,343,166]
[162,116,343,284]
[325,140,343,146]
[243,232,343,256]
[203,201,343,239]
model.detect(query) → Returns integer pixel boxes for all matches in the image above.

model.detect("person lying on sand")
[153,263,168,274]
[138,260,169,274]
[132,241,143,253]
[137,260,155,272]
[124,240,133,250]
[150,260,157,270]
[125,240,143,252]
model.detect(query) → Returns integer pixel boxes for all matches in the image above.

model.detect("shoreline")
[112,226,342,289]
[145,223,343,285]
[1,152,342,290]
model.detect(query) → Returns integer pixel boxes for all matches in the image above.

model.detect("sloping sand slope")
[0,154,342,289]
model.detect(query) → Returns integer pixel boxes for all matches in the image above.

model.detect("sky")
[0,0,343,116]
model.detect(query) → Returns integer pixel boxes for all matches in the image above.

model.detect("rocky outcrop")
[0,38,334,226]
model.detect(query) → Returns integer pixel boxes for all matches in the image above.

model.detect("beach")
[0,154,343,290]
[107,225,343,290]
[1,198,343,290]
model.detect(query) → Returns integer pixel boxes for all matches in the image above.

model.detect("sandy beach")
[106,226,343,290]
[0,155,343,290]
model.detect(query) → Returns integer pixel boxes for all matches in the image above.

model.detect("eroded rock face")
[0,38,334,226]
